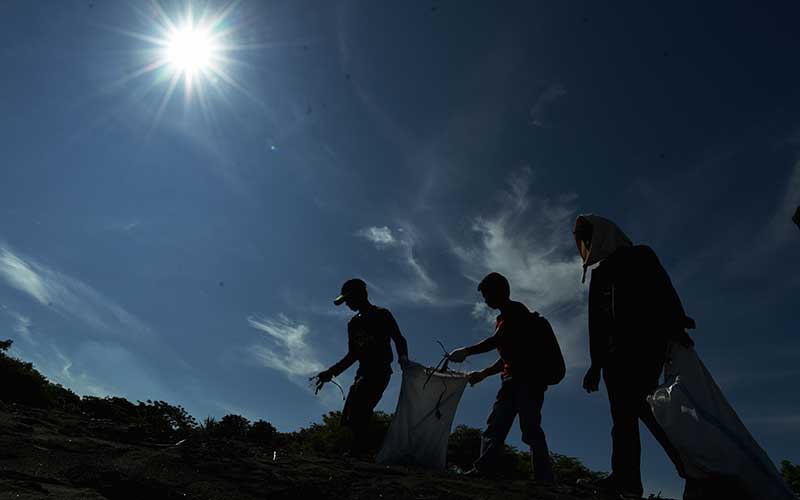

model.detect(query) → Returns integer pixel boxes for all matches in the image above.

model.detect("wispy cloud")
[530,83,567,128]
[451,167,588,367]
[0,305,34,343]
[0,244,153,339]
[358,224,440,305]
[358,226,399,247]
[247,314,324,377]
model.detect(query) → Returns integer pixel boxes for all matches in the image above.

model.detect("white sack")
[376,361,468,469]
[648,342,794,500]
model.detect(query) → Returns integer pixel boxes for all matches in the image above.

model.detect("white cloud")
[247,314,324,377]
[358,226,399,247]
[0,244,152,339]
[358,224,441,305]
[0,305,34,343]
[451,167,589,367]
[0,248,50,304]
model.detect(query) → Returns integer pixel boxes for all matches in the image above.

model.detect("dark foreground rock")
[0,403,669,500]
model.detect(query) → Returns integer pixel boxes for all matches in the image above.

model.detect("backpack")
[530,312,566,386]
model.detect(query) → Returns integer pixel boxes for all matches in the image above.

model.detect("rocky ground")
[0,403,670,500]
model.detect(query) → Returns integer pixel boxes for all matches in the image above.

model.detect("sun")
[165,24,218,76]
[110,1,263,126]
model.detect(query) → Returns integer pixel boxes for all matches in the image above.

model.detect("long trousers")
[474,378,554,481]
[340,371,391,453]
[604,366,685,491]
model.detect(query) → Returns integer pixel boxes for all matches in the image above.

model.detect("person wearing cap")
[447,272,556,482]
[574,214,693,497]
[314,278,409,456]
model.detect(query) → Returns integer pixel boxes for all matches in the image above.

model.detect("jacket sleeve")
[588,268,612,369]
[329,330,357,377]
[384,310,409,359]
[641,246,691,336]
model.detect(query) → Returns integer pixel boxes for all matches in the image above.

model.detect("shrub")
[0,339,80,410]
[80,397,197,441]
[446,423,604,481]
[287,411,392,456]
[781,460,800,496]
[134,400,198,440]
[249,420,278,446]
[447,424,482,470]
[216,414,251,439]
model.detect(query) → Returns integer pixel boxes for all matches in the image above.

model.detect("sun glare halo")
[165,25,217,75]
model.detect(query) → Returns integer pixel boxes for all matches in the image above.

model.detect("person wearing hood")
[574,215,693,497]
[314,278,409,457]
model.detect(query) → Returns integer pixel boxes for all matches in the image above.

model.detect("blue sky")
[1,1,799,497]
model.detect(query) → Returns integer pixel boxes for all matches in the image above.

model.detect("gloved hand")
[582,366,601,393]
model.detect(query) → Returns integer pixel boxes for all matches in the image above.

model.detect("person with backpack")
[574,214,692,497]
[447,272,564,482]
[313,278,409,457]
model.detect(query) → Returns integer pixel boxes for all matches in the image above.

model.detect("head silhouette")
[573,215,593,262]
[478,272,511,310]
[334,278,369,312]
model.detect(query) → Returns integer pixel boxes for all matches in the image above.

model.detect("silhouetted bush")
[446,423,604,482]
[782,460,800,496]
[216,414,251,439]
[286,410,392,456]
[81,396,137,421]
[550,453,606,484]
[249,419,278,446]
[447,424,482,470]
[0,339,81,411]
[79,396,197,441]
[134,400,197,440]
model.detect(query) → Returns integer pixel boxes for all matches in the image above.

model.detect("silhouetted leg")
[516,382,554,482]
[605,374,643,493]
[342,372,391,455]
[474,382,516,473]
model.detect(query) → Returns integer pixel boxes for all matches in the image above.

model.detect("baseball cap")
[333,278,367,306]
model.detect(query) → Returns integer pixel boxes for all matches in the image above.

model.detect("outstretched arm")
[327,351,356,378]
[448,330,501,363]
[468,358,503,386]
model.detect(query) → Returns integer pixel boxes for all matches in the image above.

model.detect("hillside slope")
[0,402,668,500]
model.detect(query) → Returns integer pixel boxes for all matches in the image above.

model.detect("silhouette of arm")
[481,357,504,377]
[384,309,409,360]
[329,330,357,377]
[465,333,500,356]
[588,270,611,370]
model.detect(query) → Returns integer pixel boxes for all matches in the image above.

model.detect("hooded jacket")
[577,215,693,375]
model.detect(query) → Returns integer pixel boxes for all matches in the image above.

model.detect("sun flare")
[112,1,262,126]
[165,25,217,76]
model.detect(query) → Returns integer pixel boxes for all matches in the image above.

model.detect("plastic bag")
[376,361,468,469]
[648,342,794,500]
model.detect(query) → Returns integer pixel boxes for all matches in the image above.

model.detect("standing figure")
[314,278,409,457]
[574,214,692,497]
[448,272,561,482]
